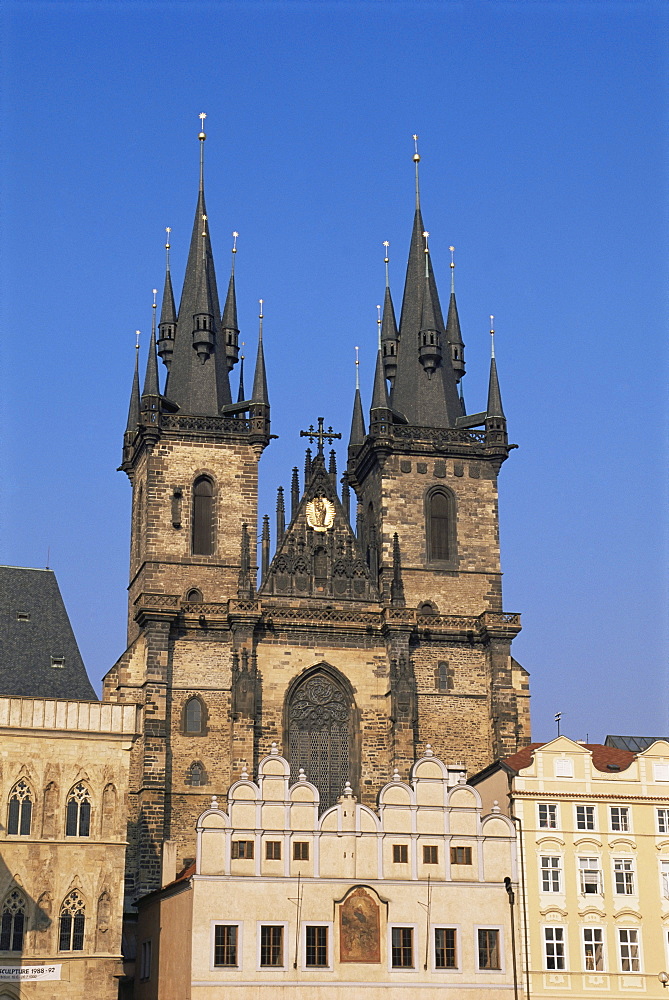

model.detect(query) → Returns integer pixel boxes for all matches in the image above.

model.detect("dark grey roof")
[380,284,398,345]
[0,567,97,700]
[348,387,365,449]
[163,184,232,415]
[486,356,505,419]
[446,291,464,349]
[605,735,668,752]
[252,327,268,405]
[159,268,177,328]
[389,209,462,428]
[125,349,140,434]
[141,323,160,399]
[221,271,239,334]
[370,348,389,411]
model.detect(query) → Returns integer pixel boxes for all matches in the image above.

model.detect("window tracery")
[7,779,32,836]
[287,671,352,811]
[0,890,25,952]
[65,783,91,837]
[59,891,85,951]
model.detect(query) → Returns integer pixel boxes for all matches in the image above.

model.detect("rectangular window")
[540,856,562,893]
[451,846,472,865]
[583,927,604,972]
[614,858,635,895]
[610,806,630,832]
[538,803,558,829]
[231,840,254,860]
[265,841,282,860]
[260,925,284,967]
[544,927,565,971]
[576,805,595,831]
[654,763,669,782]
[393,844,408,864]
[554,758,573,777]
[618,928,640,972]
[293,841,309,861]
[434,927,457,969]
[579,857,602,895]
[661,860,669,898]
[478,928,501,970]
[305,926,328,968]
[16,612,30,622]
[140,940,152,980]
[658,808,669,834]
[391,927,414,968]
[214,925,238,967]
[423,845,438,865]
[51,655,65,669]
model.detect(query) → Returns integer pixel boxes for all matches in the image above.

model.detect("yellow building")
[0,695,138,1000]
[471,736,669,997]
[136,746,519,999]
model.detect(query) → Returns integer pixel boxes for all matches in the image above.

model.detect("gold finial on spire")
[232,231,239,253]
[449,245,455,293]
[241,340,245,361]
[201,215,207,262]
[258,299,264,339]
[423,231,430,277]
[355,345,360,391]
[151,289,157,336]
[377,304,382,349]
[135,330,140,351]
[383,240,390,287]
[490,315,495,359]
[198,113,207,190]
[165,227,172,271]
[413,134,421,209]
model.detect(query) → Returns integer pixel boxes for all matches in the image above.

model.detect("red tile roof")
[502,743,636,774]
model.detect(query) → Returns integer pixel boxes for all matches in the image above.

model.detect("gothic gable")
[261,456,380,602]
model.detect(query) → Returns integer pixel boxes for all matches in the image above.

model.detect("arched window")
[0,890,25,952]
[287,669,353,812]
[65,783,91,837]
[436,661,453,692]
[426,488,456,564]
[188,762,205,787]
[186,588,203,602]
[192,477,214,555]
[7,780,32,836]
[184,697,205,735]
[59,891,85,951]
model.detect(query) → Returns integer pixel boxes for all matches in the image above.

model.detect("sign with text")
[0,965,62,981]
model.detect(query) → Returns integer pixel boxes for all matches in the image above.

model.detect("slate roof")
[0,566,97,700]
[605,735,668,752]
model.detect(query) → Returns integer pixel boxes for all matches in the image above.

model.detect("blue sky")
[1,0,666,742]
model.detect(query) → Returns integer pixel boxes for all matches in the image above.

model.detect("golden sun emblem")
[306,496,335,532]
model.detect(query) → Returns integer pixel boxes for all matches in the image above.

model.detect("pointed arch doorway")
[285,666,357,811]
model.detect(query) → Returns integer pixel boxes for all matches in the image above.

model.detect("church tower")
[104,129,529,905]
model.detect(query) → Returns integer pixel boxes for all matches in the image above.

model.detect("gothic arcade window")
[0,890,25,952]
[287,670,352,812]
[7,780,32,835]
[65,783,91,837]
[426,487,456,564]
[184,697,205,735]
[186,588,203,602]
[192,476,214,555]
[59,891,85,951]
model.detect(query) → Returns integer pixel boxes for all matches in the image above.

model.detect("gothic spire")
[125,334,141,435]
[163,116,232,415]
[251,301,269,405]
[486,320,505,419]
[141,294,160,401]
[381,242,399,385]
[157,228,177,370]
[237,353,245,403]
[371,345,390,411]
[221,231,240,372]
[348,348,366,451]
[389,142,461,428]
[446,245,465,383]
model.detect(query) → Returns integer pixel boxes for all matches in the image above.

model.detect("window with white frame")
[654,763,669,782]
[540,856,562,893]
[477,928,501,970]
[213,924,239,968]
[538,803,558,829]
[610,806,630,832]
[554,758,573,778]
[391,926,414,968]
[658,808,669,834]
[660,860,669,898]
[614,858,635,895]
[583,927,604,972]
[304,925,330,968]
[544,926,565,970]
[579,857,603,895]
[259,924,285,968]
[434,927,458,969]
[576,804,595,831]
[618,928,640,972]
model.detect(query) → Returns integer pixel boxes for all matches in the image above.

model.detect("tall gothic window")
[426,487,456,563]
[0,890,25,952]
[184,697,205,734]
[66,783,91,837]
[59,891,85,951]
[192,476,214,555]
[7,780,32,835]
[287,670,352,812]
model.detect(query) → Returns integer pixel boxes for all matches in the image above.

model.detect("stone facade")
[0,697,138,999]
[135,748,518,999]
[471,737,669,998]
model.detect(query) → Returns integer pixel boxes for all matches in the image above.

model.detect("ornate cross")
[300,417,341,456]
